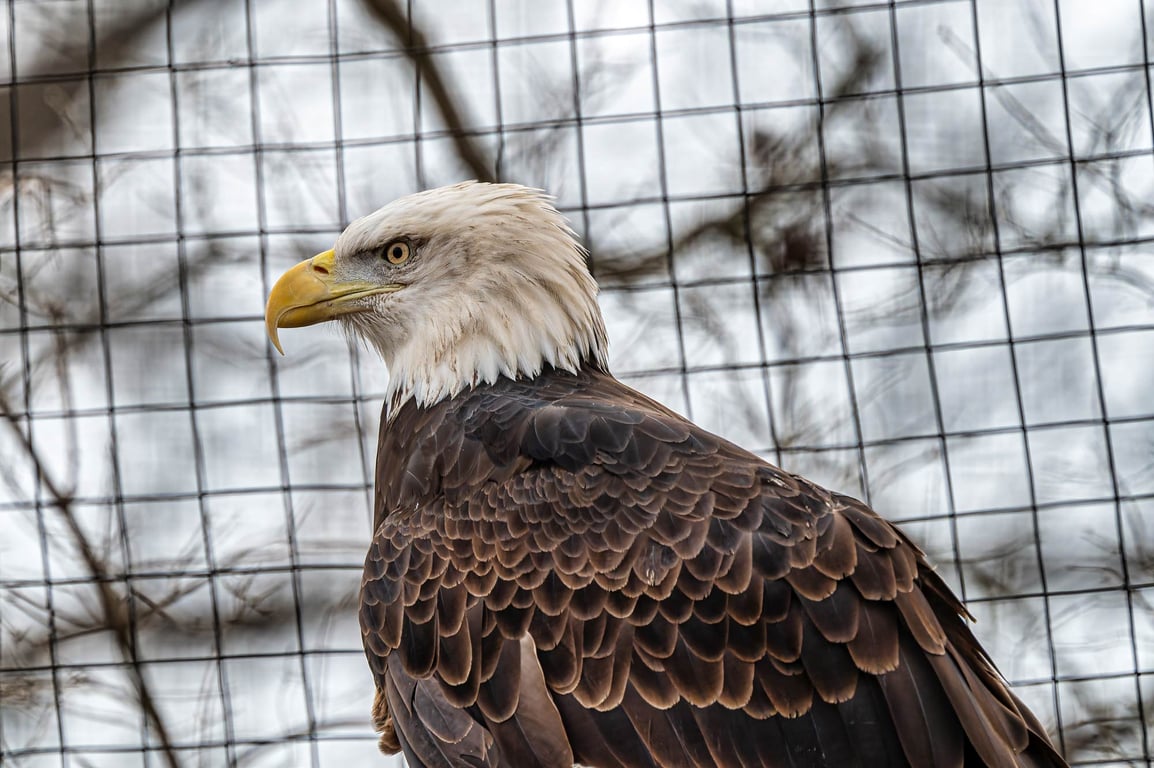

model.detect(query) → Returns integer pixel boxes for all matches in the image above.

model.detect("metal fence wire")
[0,0,1152,765]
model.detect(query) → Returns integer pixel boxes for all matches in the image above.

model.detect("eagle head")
[265,182,609,407]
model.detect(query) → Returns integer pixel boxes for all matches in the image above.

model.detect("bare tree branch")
[0,388,181,768]
[358,0,498,184]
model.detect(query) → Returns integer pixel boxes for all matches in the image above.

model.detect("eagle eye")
[383,240,411,265]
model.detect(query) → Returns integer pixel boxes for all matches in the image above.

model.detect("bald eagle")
[265,182,1066,768]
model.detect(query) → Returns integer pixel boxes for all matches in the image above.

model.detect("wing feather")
[362,367,1066,768]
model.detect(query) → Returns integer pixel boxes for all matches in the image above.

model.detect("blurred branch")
[358,0,498,183]
[12,1,211,160]
[0,386,181,768]
[595,23,884,283]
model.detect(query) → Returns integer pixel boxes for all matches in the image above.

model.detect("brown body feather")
[360,365,1066,768]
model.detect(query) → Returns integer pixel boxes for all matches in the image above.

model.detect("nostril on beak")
[312,262,330,276]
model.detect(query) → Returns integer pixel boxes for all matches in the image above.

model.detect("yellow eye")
[384,240,411,265]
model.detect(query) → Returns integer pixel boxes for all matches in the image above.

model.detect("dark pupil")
[390,246,402,260]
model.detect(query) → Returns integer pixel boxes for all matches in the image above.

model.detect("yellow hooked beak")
[264,249,402,354]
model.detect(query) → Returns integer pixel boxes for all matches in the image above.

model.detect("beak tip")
[266,316,286,356]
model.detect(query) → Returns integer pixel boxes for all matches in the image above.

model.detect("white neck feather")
[381,278,608,411]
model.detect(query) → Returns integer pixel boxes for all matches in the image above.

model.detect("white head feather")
[334,182,609,410]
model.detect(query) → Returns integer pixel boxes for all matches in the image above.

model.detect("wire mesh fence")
[0,0,1152,765]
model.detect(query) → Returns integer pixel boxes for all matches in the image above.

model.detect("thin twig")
[0,389,181,768]
[359,0,498,184]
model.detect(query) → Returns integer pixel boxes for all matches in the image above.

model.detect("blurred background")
[1,0,1152,765]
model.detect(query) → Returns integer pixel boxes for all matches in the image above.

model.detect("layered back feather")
[360,365,1068,768]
